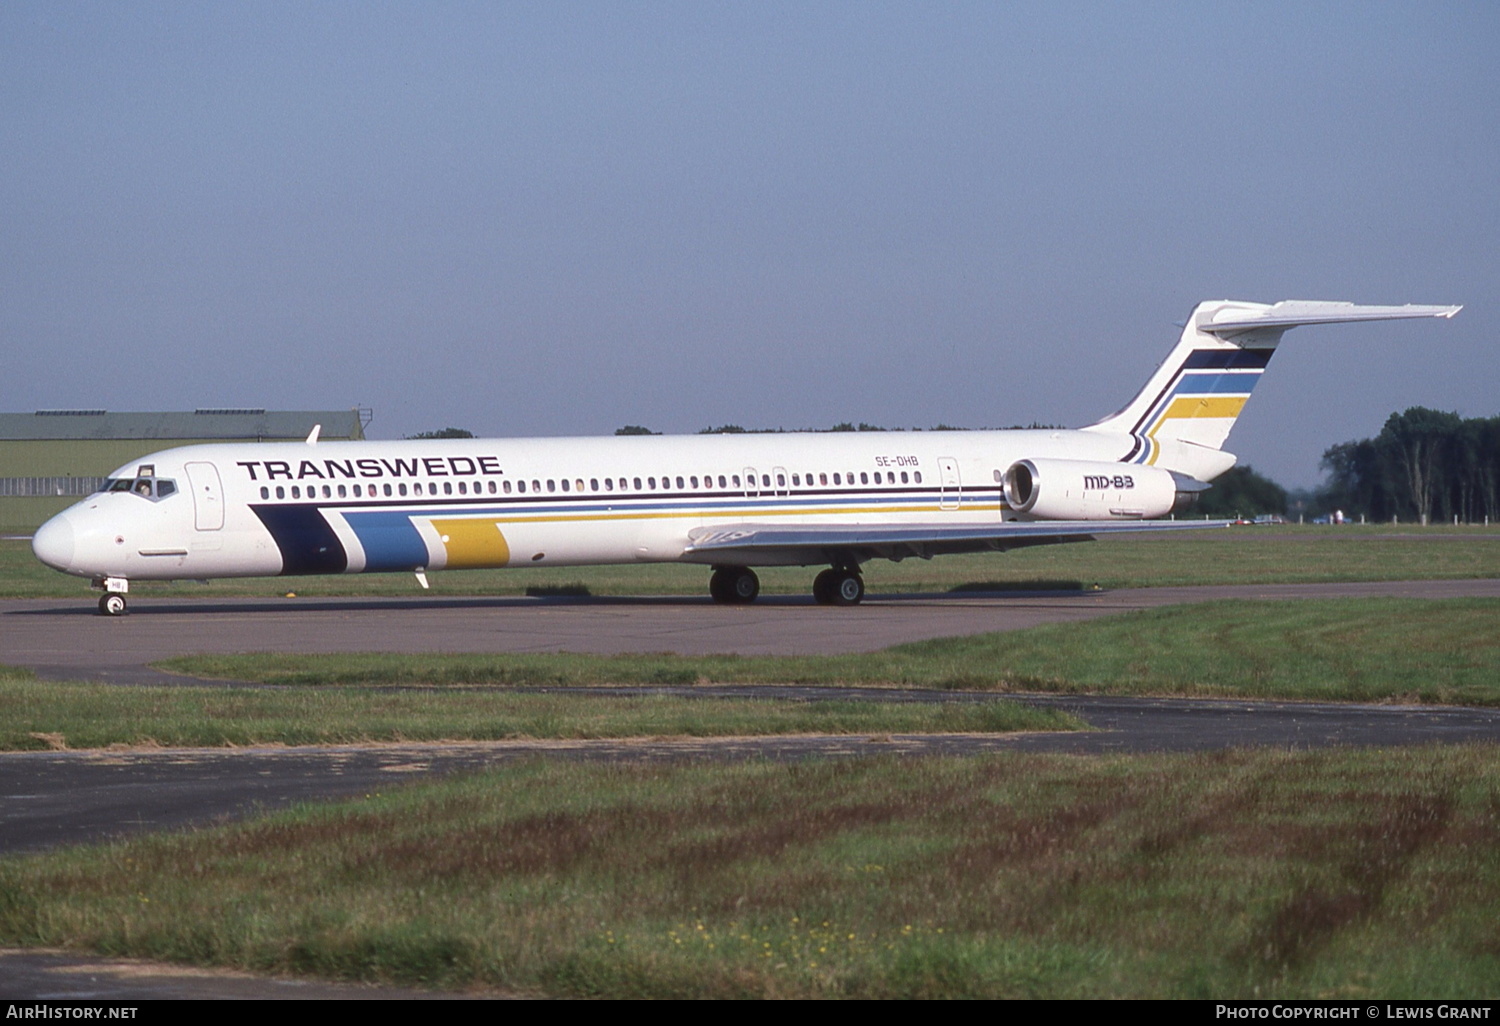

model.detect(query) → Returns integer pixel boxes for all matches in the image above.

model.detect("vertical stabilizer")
[1084,300,1461,470]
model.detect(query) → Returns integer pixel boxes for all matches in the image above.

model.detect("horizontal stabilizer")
[1201,301,1461,337]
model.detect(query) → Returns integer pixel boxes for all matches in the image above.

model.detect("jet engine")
[1002,458,1207,520]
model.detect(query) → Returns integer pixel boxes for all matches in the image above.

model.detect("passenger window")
[460,481,469,494]
[648,477,656,489]
[914,471,922,483]
[833,474,841,485]
[292,485,301,499]
[488,481,497,494]
[533,480,540,493]
[591,478,599,491]
[547,480,556,493]
[276,486,286,499]
[776,474,785,487]
[444,482,453,495]
[690,476,698,488]
[900,471,908,484]
[674,476,683,489]
[354,485,363,497]
[561,479,569,492]
[718,475,726,488]
[517,480,526,493]
[339,484,348,497]
[732,475,740,487]
[860,472,868,484]
[503,480,512,494]
[633,477,642,490]
[604,478,614,491]
[792,474,800,487]
[260,486,269,499]
[384,483,393,496]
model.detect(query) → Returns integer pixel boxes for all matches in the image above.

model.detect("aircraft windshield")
[102,477,177,500]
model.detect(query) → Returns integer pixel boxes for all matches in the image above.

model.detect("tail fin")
[1084,300,1461,473]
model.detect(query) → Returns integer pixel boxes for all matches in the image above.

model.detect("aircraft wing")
[682,518,1230,565]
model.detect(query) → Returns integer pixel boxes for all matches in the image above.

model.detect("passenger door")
[185,462,225,530]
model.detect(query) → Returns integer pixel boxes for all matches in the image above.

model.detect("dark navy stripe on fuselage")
[251,504,348,575]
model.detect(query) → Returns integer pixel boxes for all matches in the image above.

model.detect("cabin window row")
[257,469,924,501]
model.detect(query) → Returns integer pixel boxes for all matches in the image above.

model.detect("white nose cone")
[32,513,75,572]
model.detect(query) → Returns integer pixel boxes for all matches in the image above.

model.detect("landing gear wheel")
[812,569,864,606]
[709,567,759,604]
[812,569,837,605]
[98,593,127,616]
[831,571,864,606]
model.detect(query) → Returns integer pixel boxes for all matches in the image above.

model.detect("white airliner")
[32,299,1460,614]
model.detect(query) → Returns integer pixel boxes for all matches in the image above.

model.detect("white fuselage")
[35,428,1134,581]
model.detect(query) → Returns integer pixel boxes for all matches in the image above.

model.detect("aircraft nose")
[32,513,76,572]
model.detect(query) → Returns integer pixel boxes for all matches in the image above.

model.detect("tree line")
[1320,407,1500,524]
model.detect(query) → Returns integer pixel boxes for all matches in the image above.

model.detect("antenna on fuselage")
[305,424,321,445]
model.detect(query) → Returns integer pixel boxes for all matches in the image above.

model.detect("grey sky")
[3,1,1494,487]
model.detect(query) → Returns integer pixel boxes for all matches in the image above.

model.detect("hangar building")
[1,408,368,531]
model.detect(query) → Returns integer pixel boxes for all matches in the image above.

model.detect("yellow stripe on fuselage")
[479,501,1003,526]
[431,518,511,569]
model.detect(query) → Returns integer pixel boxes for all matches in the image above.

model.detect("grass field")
[3,747,1497,998]
[6,524,1500,600]
[162,596,1500,707]
[0,671,1077,751]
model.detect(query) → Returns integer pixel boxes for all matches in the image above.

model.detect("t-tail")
[1082,300,1462,480]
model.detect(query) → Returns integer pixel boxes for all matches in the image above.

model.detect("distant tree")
[699,424,746,434]
[614,425,659,435]
[406,427,475,439]
[856,423,887,432]
[1195,465,1288,518]
[1319,407,1500,523]
[829,422,856,432]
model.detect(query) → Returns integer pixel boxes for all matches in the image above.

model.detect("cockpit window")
[103,477,177,501]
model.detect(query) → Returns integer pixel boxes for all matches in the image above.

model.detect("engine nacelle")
[1002,458,1205,520]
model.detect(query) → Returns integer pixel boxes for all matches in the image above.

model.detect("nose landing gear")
[92,577,130,616]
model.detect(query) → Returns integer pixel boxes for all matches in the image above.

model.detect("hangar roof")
[0,409,367,442]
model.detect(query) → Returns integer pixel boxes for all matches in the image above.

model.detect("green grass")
[7,524,1500,599]
[4,747,1498,998]
[161,596,1500,706]
[0,672,1075,751]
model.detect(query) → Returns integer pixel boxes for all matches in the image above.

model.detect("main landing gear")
[707,565,866,606]
[709,565,760,604]
[812,567,864,606]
